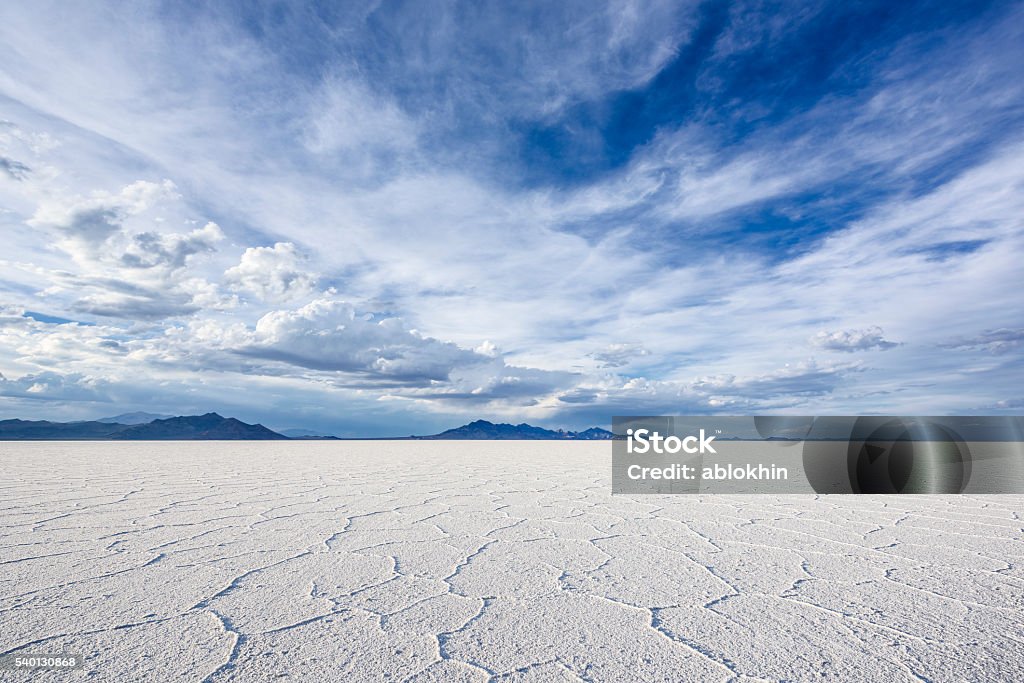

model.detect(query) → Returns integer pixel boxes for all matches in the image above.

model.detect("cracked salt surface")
[0,442,1021,682]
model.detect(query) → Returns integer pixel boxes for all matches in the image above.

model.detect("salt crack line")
[201,610,244,683]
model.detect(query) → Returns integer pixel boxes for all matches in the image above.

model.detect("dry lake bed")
[0,441,1021,682]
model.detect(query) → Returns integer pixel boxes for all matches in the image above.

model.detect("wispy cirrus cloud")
[0,156,30,180]
[943,329,1024,355]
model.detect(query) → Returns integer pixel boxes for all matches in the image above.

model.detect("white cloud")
[28,179,179,259]
[224,242,316,302]
[589,343,651,368]
[20,179,230,319]
[943,329,1024,355]
[0,370,109,402]
[692,360,862,399]
[813,327,899,353]
[122,222,224,271]
[303,77,419,157]
[216,296,490,382]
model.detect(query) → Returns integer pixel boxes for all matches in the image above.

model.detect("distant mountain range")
[0,414,613,441]
[114,413,287,440]
[0,413,286,440]
[278,428,340,439]
[417,420,614,440]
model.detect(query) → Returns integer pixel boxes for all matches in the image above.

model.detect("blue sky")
[1,0,1022,435]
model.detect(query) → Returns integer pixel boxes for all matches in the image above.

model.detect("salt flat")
[0,442,1021,682]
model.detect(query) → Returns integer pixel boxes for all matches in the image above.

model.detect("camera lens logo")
[800,417,974,494]
[849,418,972,494]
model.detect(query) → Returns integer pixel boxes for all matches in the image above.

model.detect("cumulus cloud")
[413,359,577,405]
[224,297,490,382]
[0,305,29,325]
[174,295,576,402]
[0,309,131,372]
[0,295,576,418]
[29,180,179,256]
[29,180,224,277]
[22,180,231,319]
[224,242,316,302]
[0,371,108,402]
[812,327,899,353]
[121,222,224,271]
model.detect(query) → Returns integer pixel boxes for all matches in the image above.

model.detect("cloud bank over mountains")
[1,1,1022,434]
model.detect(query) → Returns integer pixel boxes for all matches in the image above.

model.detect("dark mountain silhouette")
[0,419,125,440]
[419,420,613,440]
[279,428,340,439]
[0,415,613,441]
[573,427,616,440]
[112,413,287,440]
[0,413,287,440]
